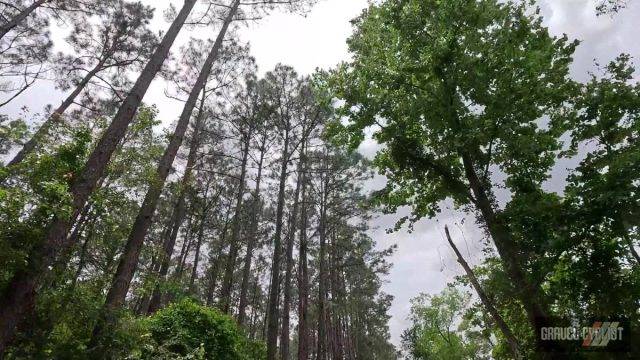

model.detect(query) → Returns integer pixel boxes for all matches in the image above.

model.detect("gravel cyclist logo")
[538,319,630,352]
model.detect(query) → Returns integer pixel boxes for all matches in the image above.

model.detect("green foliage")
[139,299,266,360]
[549,55,640,322]
[1,105,172,359]
[323,0,578,226]
[6,283,146,360]
[324,0,640,355]
[402,286,491,360]
[7,296,264,360]
[0,117,28,156]
[0,128,91,292]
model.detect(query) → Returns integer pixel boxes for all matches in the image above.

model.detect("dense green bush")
[138,299,266,360]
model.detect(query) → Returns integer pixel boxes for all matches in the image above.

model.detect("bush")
[6,295,264,360]
[139,299,265,360]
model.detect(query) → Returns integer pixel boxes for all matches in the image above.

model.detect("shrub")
[140,299,265,360]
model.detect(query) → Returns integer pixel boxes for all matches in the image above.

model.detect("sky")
[3,0,640,351]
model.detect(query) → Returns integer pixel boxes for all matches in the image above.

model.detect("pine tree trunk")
[329,229,345,360]
[280,144,305,360]
[266,128,291,360]
[136,211,175,315]
[175,216,194,279]
[206,203,233,306]
[0,0,48,40]
[71,214,97,289]
[0,1,198,352]
[220,133,252,313]
[444,225,521,359]
[297,144,310,360]
[238,134,267,325]
[145,216,183,314]
[316,167,329,360]
[146,88,208,314]
[51,202,93,286]
[189,182,211,293]
[249,275,261,337]
[339,267,356,360]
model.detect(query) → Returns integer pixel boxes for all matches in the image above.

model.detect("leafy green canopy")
[548,56,640,322]
[324,0,577,225]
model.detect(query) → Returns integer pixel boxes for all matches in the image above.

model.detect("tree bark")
[316,163,330,360]
[281,142,306,360]
[220,131,252,313]
[71,214,97,289]
[175,216,194,279]
[0,1,197,353]
[189,182,212,293]
[0,0,48,40]
[297,143,310,360]
[329,229,345,360]
[206,202,233,306]
[444,225,521,359]
[266,128,291,360]
[238,133,267,325]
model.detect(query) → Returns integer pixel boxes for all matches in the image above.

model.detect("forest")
[0,0,638,359]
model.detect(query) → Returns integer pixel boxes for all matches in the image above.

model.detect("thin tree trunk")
[206,203,233,306]
[249,275,261,337]
[340,267,356,360]
[8,55,108,166]
[444,225,521,359]
[51,202,93,283]
[136,208,175,315]
[162,214,198,305]
[316,167,329,360]
[189,182,211,293]
[188,221,204,292]
[329,229,344,360]
[0,2,198,352]
[220,133,252,313]
[146,212,184,314]
[146,88,208,314]
[175,216,194,279]
[0,0,48,40]
[266,128,291,360]
[238,134,267,325]
[281,143,305,360]
[624,234,640,265]
[297,143,310,360]
[71,215,97,289]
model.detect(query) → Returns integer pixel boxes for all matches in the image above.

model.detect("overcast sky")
[3,0,639,350]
